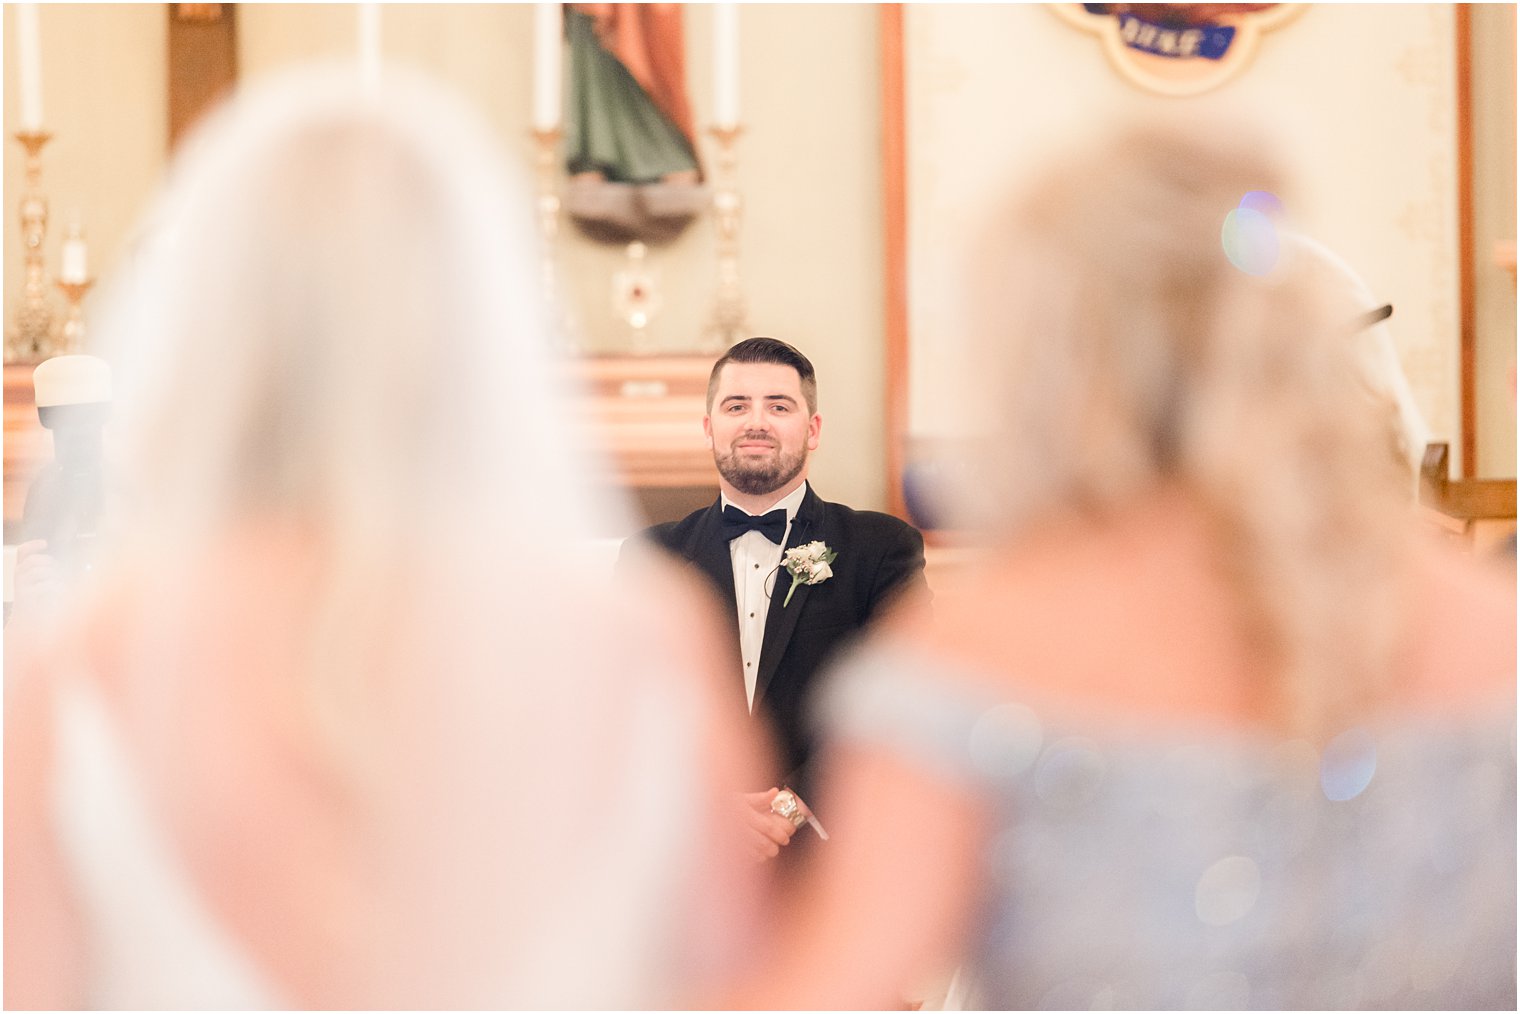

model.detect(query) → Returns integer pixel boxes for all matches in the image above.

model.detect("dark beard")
[714,444,807,497]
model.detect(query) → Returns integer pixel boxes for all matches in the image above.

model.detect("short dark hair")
[706,336,818,414]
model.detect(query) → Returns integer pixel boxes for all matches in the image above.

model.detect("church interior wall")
[1470,3,1517,478]
[2,4,1512,525]
[4,2,892,512]
[906,4,1512,482]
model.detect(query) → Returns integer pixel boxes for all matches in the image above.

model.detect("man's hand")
[779,787,826,840]
[739,788,799,863]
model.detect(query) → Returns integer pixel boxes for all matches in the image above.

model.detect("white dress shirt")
[724,481,808,712]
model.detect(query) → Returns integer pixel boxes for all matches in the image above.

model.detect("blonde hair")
[959,121,1412,735]
[69,67,706,1005]
[90,66,630,788]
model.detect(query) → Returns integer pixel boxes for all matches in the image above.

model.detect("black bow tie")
[720,505,788,544]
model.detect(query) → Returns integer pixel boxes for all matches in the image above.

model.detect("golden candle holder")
[530,126,578,352]
[703,124,749,350]
[7,130,57,363]
[53,277,95,355]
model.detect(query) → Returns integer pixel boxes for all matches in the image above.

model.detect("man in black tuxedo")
[619,337,927,862]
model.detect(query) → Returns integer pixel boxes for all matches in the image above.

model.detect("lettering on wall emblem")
[1051,4,1304,97]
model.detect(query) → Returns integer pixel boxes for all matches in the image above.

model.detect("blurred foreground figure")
[4,67,767,1009]
[743,122,1516,1010]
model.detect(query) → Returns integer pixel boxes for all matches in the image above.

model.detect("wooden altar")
[569,354,719,528]
[3,356,719,541]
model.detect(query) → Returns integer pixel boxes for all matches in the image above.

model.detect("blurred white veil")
[101,64,617,559]
[25,65,744,1008]
[1279,230,1433,479]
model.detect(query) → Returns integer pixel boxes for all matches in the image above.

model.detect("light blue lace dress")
[815,644,1517,1011]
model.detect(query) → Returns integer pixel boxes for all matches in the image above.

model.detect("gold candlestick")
[54,277,95,355]
[703,124,749,350]
[530,126,578,352]
[7,130,57,363]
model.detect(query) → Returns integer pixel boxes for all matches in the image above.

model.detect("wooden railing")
[1419,442,1517,551]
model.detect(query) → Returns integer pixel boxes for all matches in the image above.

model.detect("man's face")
[704,362,822,498]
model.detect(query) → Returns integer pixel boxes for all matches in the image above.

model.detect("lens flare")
[1238,189,1284,219]
[1319,727,1378,802]
[1221,206,1280,276]
[1194,855,1262,926]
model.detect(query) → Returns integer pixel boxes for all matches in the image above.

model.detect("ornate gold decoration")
[7,130,56,363]
[54,278,94,355]
[703,124,748,349]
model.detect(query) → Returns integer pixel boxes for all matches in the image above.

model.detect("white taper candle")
[358,4,382,92]
[60,226,88,284]
[17,4,44,131]
[532,3,563,131]
[713,4,739,129]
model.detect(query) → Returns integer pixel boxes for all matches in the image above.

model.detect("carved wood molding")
[1420,441,1516,526]
[880,4,908,521]
[168,2,237,152]
[1456,5,1476,477]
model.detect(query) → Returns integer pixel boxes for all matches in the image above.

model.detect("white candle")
[713,4,739,129]
[16,4,43,131]
[358,4,381,91]
[60,226,88,284]
[532,3,563,131]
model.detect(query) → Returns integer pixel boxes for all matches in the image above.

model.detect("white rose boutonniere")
[781,540,837,607]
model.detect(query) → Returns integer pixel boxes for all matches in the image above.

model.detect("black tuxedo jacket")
[620,485,927,804]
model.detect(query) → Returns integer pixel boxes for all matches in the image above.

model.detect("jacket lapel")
[683,499,740,633]
[754,486,824,708]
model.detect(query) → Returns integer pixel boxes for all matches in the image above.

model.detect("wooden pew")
[1418,442,1517,553]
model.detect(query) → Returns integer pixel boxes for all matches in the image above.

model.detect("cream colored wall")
[726,5,885,510]
[1470,4,1516,479]
[542,4,887,509]
[3,4,166,344]
[906,5,1476,473]
[8,5,1505,508]
[4,3,887,512]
